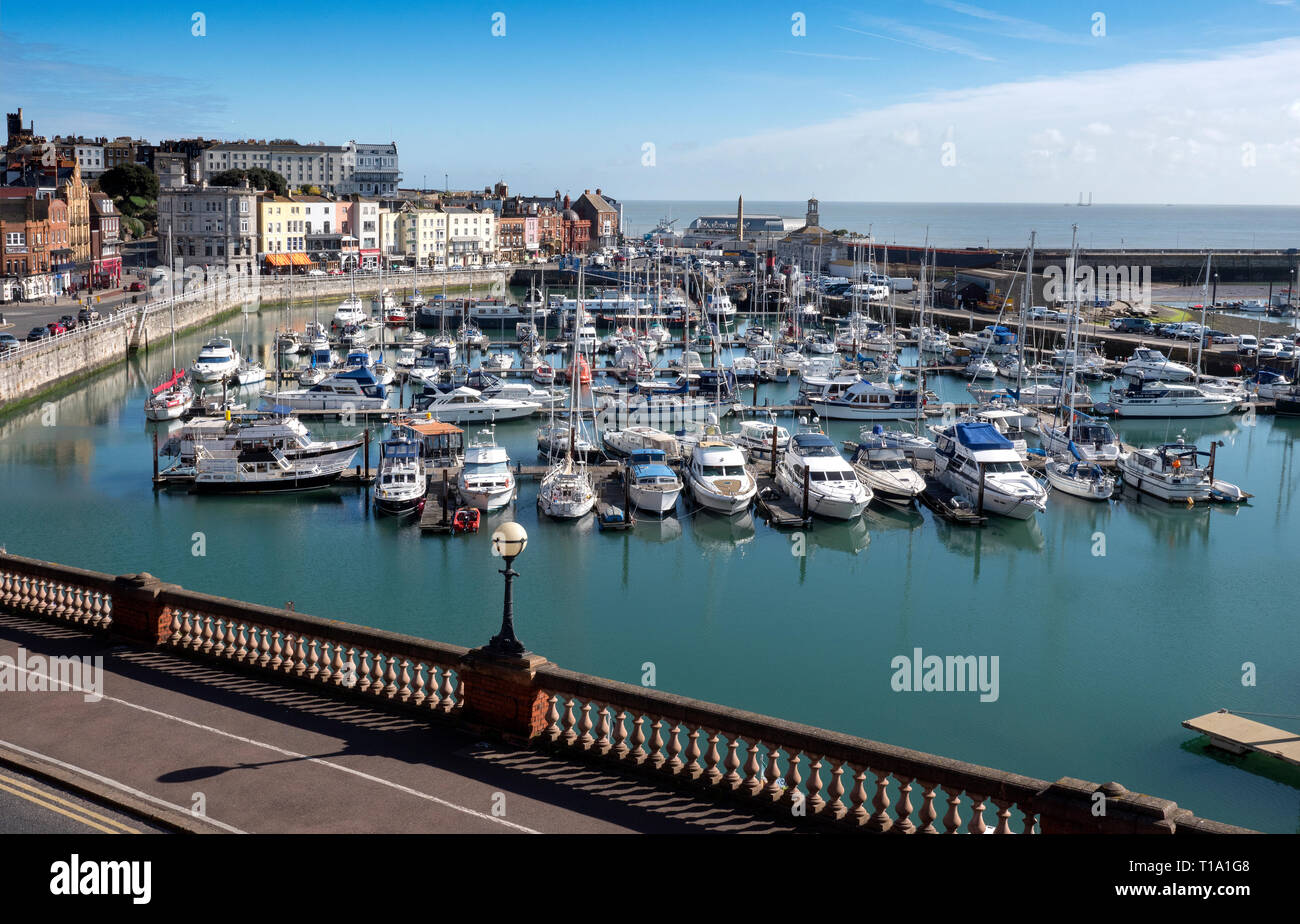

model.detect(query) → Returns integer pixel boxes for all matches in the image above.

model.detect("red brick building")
[1,194,68,298]
[88,193,121,287]
[559,195,591,254]
[498,215,526,261]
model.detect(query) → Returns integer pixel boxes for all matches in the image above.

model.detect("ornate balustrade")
[0,551,1255,834]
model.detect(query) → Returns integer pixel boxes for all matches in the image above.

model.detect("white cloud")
[670,37,1300,203]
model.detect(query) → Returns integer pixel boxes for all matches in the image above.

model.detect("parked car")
[1110,317,1154,334]
[1171,323,1203,341]
[1205,330,1237,345]
[1151,323,1177,338]
[0,333,19,352]
[27,326,51,342]
[128,281,145,292]
[46,321,68,335]
[59,314,77,330]
[78,307,100,324]
[1237,334,1258,355]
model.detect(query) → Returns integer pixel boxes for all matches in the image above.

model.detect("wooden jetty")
[419,469,462,533]
[918,475,987,526]
[1183,709,1300,767]
[595,466,635,530]
[753,473,811,529]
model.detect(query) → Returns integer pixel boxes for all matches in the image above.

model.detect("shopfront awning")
[265,253,290,267]
[289,253,313,267]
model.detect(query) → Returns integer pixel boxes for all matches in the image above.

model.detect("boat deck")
[752,474,812,529]
[1182,710,1300,767]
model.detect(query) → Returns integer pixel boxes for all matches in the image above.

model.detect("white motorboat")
[774,428,871,520]
[932,421,1047,519]
[731,419,790,463]
[1116,439,1213,502]
[537,423,602,463]
[1040,410,1120,462]
[458,427,516,510]
[1121,347,1194,382]
[686,438,756,515]
[373,437,427,516]
[964,357,998,379]
[532,362,556,385]
[627,449,682,516]
[602,426,682,461]
[807,378,923,421]
[187,419,362,494]
[276,331,301,355]
[232,358,267,387]
[342,349,395,387]
[1043,456,1116,501]
[264,366,389,411]
[848,437,925,507]
[482,351,513,372]
[189,337,241,383]
[333,295,366,327]
[411,386,538,423]
[959,325,1017,355]
[805,331,836,355]
[856,424,937,461]
[1108,378,1237,418]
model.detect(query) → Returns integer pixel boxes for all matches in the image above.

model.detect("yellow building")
[257,193,308,270]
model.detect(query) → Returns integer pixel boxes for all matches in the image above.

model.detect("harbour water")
[620,200,1300,251]
[3,302,1299,833]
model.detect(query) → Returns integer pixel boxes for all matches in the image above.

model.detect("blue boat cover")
[955,421,1014,451]
[792,432,835,449]
[629,449,667,465]
[633,463,675,480]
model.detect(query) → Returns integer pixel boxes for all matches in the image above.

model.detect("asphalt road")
[0,765,168,834]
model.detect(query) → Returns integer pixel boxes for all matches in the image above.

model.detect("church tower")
[805,197,820,228]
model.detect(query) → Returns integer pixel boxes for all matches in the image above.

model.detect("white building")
[392,205,447,268]
[202,140,400,195]
[444,206,496,267]
[156,179,260,276]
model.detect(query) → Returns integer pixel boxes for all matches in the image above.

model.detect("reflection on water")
[689,510,756,553]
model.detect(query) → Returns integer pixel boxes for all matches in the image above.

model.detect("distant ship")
[1066,192,1094,207]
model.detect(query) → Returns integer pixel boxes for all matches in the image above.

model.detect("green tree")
[210,167,288,196]
[98,163,159,202]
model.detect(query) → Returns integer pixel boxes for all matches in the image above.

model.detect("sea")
[618,201,1300,251]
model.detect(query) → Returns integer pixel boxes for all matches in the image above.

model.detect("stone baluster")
[723,736,742,790]
[941,785,964,834]
[782,752,802,808]
[647,717,664,769]
[176,611,191,648]
[545,695,560,741]
[868,768,893,832]
[630,715,646,765]
[892,775,916,834]
[847,763,869,825]
[92,590,107,627]
[258,628,272,668]
[397,659,411,700]
[665,723,683,774]
[917,780,940,834]
[235,623,249,662]
[270,631,284,671]
[577,701,594,749]
[342,648,358,689]
[318,642,333,684]
[372,653,389,695]
[306,640,320,680]
[1020,808,1038,835]
[294,635,309,676]
[411,662,426,704]
[966,793,988,835]
[383,654,397,697]
[992,798,1015,834]
[561,698,578,745]
[703,730,723,785]
[331,645,346,687]
[211,618,227,658]
[442,671,458,711]
[764,745,784,800]
[201,616,215,655]
[358,653,374,693]
[684,727,701,780]
[742,740,764,796]
[804,755,825,815]
[612,709,629,760]
[593,704,610,756]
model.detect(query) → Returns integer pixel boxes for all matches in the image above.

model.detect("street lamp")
[488,522,528,656]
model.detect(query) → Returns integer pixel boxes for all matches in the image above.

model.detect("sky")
[3,0,1300,204]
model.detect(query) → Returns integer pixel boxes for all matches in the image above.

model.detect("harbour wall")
[0,269,507,411]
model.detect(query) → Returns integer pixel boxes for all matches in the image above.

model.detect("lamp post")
[488,522,528,656]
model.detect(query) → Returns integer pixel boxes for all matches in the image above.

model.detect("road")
[0,764,169,834]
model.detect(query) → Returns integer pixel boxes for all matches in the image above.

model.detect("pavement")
[0,613,795,834]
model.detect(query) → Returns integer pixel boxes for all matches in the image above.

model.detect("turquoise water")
[3,302,1299,833]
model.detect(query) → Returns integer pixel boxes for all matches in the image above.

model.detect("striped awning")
[265,253,290,267]
[290,253,312,266]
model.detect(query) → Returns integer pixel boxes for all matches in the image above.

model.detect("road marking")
[3,659,540,834]
[0,777,124,834]
[0,771,139,832]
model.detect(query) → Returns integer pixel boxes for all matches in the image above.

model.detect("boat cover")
[955,422,1014,451]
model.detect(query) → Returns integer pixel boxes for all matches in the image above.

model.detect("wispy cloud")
[778,50,877,61]
[924,0,1091,44]
[838,18,998,62]
[670,37,1300,204]
[0,31,228,137]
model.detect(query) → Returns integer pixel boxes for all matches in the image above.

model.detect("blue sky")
[4,1,1300,202]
